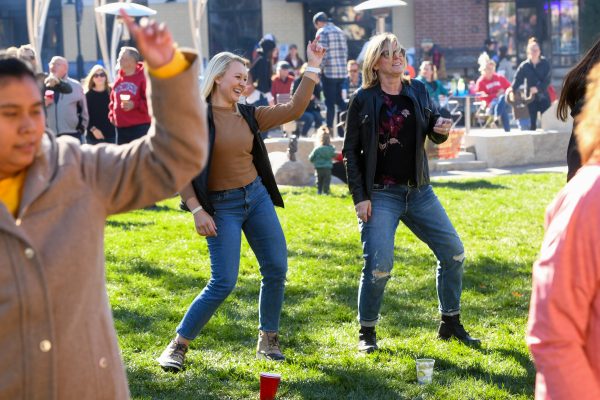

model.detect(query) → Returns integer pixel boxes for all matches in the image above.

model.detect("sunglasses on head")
[93,72,106,78]
[380,48,406,59]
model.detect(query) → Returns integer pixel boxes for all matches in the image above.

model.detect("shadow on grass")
[141,204,173,212]
[106,220,154,230]
[127,363,247,400]
[106,253,207,291]
[282,364,407,399]
[432,180,507,191]
[437,356,535,397]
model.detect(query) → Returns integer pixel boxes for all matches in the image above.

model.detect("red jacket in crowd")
[109,62,151,128]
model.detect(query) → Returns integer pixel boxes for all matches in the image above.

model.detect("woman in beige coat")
[0,12,207,399]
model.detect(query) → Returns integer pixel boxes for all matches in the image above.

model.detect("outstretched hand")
[120,9,175,69]
[306,35,326,68]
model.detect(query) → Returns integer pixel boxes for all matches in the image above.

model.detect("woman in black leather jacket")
[342,33,480,353]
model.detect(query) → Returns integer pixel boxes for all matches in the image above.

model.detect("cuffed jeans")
[176,176,288,339]
[357,184,465,327]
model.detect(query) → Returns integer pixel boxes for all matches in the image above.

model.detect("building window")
[489,1,517,57]
[549,0,579,66]
[208,0,262,59]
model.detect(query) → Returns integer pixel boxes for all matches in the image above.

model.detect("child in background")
[506,88,534,130]
[309,126,336,194]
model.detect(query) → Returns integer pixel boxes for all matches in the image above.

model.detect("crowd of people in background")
[2,11,558,149]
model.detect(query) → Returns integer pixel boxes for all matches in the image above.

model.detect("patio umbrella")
[95,1,157,79]
[95,2,157,17]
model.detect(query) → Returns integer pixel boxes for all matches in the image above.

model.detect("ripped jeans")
[358,184,465,327]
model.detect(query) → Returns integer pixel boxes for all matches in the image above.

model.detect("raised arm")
[255,37,326,131]
[82,12,208,214]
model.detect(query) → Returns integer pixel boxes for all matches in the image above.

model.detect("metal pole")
[376,15,386,34]
[75,0,84,79]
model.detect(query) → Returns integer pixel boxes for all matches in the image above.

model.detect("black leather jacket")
[181,102,284,215]
[342,79,446,205]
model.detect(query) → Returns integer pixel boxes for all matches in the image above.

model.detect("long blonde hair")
[575,62,600,164]
[362,33,409,89]
[202,52,248,99]
[83,64,110,93]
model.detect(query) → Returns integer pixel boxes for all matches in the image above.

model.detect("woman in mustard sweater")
[157,38,326,372]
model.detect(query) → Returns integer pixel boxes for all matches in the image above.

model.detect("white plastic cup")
[416,358,435,384]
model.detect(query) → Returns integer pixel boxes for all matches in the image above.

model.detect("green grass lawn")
[105,173,565,400]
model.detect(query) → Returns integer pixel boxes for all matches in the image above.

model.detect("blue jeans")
[517,118,531,131]
[176,177,288,339]
[321,76,347,130]
[489,95,510,132]
[357,184,465,327]
[297,110,324,136]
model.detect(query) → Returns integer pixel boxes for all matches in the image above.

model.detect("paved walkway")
[431,161,567,180]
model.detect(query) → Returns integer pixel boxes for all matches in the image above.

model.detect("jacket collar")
[19,132,57,218]
[0,132,55,237]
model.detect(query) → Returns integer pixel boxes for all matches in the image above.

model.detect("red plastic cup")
[259,372,281,400]
[44,90,54,102]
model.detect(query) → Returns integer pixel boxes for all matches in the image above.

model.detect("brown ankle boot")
[256,330,285,361]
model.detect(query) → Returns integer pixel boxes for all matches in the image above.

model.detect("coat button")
[99,357,108,368]
[24,247,35,259]
[40,340,52,352]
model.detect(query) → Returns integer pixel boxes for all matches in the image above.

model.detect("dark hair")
[557,37,600,121]
[258,38,276,58]
[0,54,37,86]
[498,45,509,60]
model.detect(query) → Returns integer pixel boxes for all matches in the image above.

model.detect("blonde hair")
[316,126,331,146]
[477,52,495,74]
[361,33,409,89]
[202,51,248,99]
[83,64,111,93]
[575,62,600,164]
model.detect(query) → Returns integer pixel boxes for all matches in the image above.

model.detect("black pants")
[527,97,551,130]
[86,129,116,145]
[316,168,332,194]
[117,123,150,145]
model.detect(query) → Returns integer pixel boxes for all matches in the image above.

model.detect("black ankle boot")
[438,314,481,346]
[358,326,378,353]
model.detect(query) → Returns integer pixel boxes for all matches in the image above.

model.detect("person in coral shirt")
[527,62,600,400]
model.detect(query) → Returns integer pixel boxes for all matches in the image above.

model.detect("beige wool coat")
[0,52,206,399]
